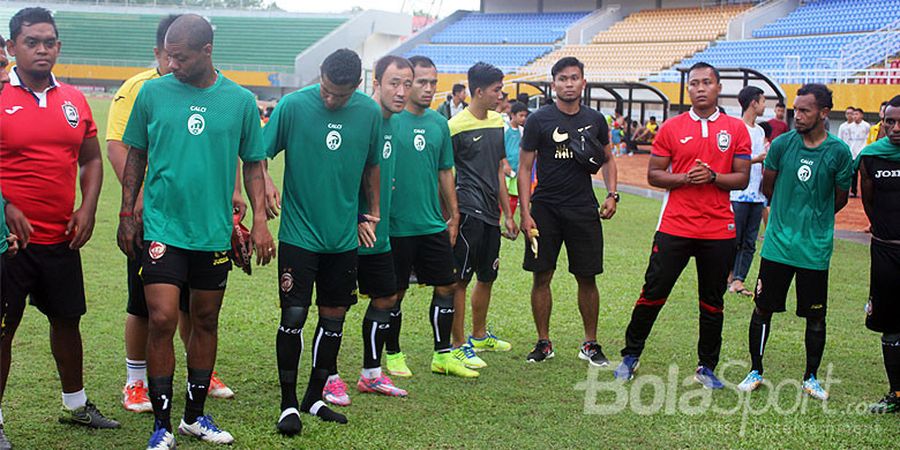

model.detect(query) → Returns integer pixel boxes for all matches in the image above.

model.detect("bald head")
[165,14,213,51]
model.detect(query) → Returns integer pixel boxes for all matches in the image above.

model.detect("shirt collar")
[689,107,720,122]
[9,66,58,90]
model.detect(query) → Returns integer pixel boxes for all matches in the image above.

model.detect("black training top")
[862,155,900,241]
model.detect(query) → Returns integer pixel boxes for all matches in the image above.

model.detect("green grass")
[2,97,897,449]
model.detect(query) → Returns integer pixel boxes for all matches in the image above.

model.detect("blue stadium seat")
[430,12,590,44]
[752,0,898,38]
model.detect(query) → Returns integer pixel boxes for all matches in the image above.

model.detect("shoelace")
[326,379,348,396]
[373,376,395,387]
[197,415,222,432]
[149,427,168,446]
[462,345,478,358]
[583,342,600,357]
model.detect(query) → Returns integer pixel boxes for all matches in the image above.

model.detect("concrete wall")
[727,0,799,40]
[566,5,623,44]
[545,0,597,12]
[292,9,412,87]
[482,0,539,13]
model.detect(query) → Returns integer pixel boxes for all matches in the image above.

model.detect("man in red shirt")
[768,101,789,141]
[0,8,119,443]
[613,62,751,388]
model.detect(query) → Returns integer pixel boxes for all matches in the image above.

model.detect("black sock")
[300,368,347,424]
[276,312,305,410]
[184,367,212,424]
[362,304,391,370]
[385,300,402,354]
[804,317,826,380]
[883,335,900,393]
[148,375,174,432]
[430,291,454,353]
[749,310,772,374]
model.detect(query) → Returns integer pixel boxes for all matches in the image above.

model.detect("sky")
[275,0,480,17]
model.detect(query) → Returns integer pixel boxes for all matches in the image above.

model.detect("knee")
[806,317,826,332]
[533,271,553,289]
[752,307,772,322]
[190,312,219,335]
[148,310,178,337]
[882,333,900,346]
[372,294,398,310]
[435,284,456,297]
[279,306,309,333]
[575,275,597,289]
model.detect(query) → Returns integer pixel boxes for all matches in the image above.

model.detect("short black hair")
[775,101,786,108]
[649,116,657,121]
[321,48,361,86]
[156,14,181,49]
[855,108,865,115]
[887,95,900,108]
[467,62,503,96]
[551,56,584,78]
[738,85,764,112]
[516,93,529,104]
[408,55,435,71]
[846,105,856,110]
[511,101,529,115]
[374,55,412,82]
[758,120,772,140]
[0,33,4,48]
[796,83,833,110]
[688,62,720,83]
[452,83,466,95]
[10,7,57,42]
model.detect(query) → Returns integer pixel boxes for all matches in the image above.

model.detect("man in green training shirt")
[117,15,275,450]
[266,49,381,435]
[383,55,478,379]
[737,84,852,402]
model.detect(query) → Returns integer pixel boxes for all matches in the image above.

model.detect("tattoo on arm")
[121,148,147,213]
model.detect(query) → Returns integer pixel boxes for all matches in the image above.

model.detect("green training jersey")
[360,115,395,255]
[761,130,853,270]
[122,73,264,251]
[390,109,454,237]
[265,85,381,253]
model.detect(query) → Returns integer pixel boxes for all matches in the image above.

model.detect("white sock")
[326,374,341,384]
[361,367,382,379]
[0,406,5,425]
[62,389,88,410]
[125,358,147,385]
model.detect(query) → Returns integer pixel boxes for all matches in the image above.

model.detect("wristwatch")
[709,170,718,184]
[607,192,620,203]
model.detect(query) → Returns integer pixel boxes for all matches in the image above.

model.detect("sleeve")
[238,96,265,163]
[837,124,849,143]
[834,142,854,191]
[763,134,786,171]
[520,113,540,151]
[438,119,454,170]
[366,112,381,167]
[263,99,287,159]
[121,87,150,151]
[79,93,98,140]
[650,121,672,157]
[105,79,137,141]
[596,112,610,146]
[732,123,752,160]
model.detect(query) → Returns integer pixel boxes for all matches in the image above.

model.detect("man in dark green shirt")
[265,49,381,435]
[384,56,478,379]
[737,84,852,402]
[118,15,274,450]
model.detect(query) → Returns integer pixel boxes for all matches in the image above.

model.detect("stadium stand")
[524,5,751,80]
[654,0,900,84]
[52,11,347,72]
[404,11,589,73]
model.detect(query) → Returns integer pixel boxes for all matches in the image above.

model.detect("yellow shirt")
[867,122,882,146]
[106,69,159,141]
[647,121,659,133]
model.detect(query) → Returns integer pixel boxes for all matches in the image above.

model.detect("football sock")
[61,388,87,411]
[126,358,148,385]
[362,304,391,369]
[301,368,347,424]
[148,375,174,432]
[430,291,454,353]
[749,310,771,374]
[277,307,307,410]
[183,367,212,424]
[385,299,402,354]
[882,334,900,393]
[804,317,826,380]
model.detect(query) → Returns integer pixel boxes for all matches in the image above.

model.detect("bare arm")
[859,161,874,219]
[761,168,777,200]
[117,147,148,259]
[67,136,103,249]
[599,143,618,219]
[518,149,537,240]
[438,168,459,246]
[834,187,849,214]
[364,164,381,220]
[233,163,247,220]
[714,157,751,191]
[107,140,129,184]
[243,160,275,265]
[498,158,518,238]
[647,155,689,189]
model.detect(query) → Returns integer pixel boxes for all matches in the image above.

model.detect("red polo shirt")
[653,109,751,240]
[0,68,97,244]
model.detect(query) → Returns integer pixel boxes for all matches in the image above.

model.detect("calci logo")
[326,123,343,151]
[382,139,393,159]
[797,164,812,182]
[187,105,207,136]
[61,101,79,128]
[413,129,427,151]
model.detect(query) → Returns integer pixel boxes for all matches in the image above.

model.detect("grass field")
[2,96,897,449]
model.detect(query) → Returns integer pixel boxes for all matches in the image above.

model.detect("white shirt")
[450,100,466,118]
[731,123,767,203]
[838,120,871,158]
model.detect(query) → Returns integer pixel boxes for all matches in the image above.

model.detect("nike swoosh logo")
[680,136,693,144]
[5,106,23,115]
[473,135,483,142]
[70,414,92,425]
[589,157,598,165]
[114,96,126,102]
[552,127,568,143]
[578,125,593,132]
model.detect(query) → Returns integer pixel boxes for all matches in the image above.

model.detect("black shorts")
[454,214,501,283]
[523,201,603,276]
[0,242,86,319]
[141,241,231,291]
[279,242,358,309]
[127,257,190,317]
[867,239,900,333]
[391,230,456,291]
[754,258,828,318]
[358,251,398,299]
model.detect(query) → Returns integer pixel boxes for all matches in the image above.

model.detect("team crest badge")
[414,134,426,152]
[280,272,294,293]
[716,130,731,152]
[326,130,342,151]
[148,241,167,260]
[187,114,205,136]
[383,140,392,159]
[61,101,79,128]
